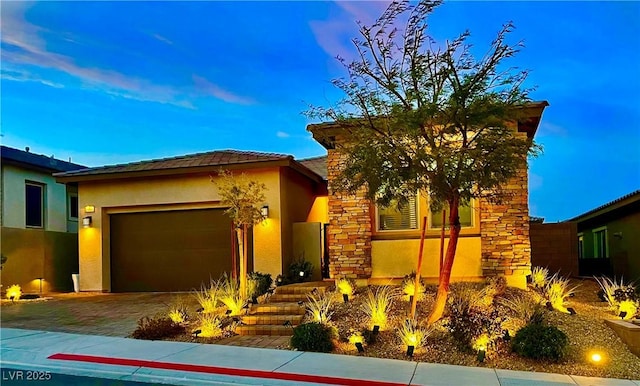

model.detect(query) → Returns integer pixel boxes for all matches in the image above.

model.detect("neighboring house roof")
[567,189,640,224]
[54,149,325,183]
[299,156,327,180]
[1,145,86,173]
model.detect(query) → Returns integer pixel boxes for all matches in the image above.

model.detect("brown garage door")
[110,208,233,292]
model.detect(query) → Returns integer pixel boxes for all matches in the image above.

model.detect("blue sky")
[2,1,639,222]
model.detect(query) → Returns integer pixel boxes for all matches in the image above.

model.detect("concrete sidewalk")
[1,328,638,386]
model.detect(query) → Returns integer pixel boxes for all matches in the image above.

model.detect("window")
[377,196,418,231]
[593,227,608,258]
[429,200,473,229]
[577,233,584,259]
[68,194,78,220]
[25,182,44,228]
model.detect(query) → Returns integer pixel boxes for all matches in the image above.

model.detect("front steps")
[235,282,332,336]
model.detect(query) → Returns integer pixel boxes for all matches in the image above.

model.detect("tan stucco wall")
[371,236,482,282]
[77,168,284,292]
[0,227,78,293]
[2,164,71,232]
[306,196,328,224]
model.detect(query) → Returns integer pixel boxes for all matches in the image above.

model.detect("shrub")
[499,292,548,335]
[481,276,507,306]
[220,274,247,316]
[447,286,503,352]
[595,276,638,318]
[288,256,314,283]
[306,291,334,324]
[195,313,224,338]
[247,272,273,300]
[5,284,22,300]
[398,318,430,348]
[531,266,549,290]
[401,272,426,302]
[545,273,579,313]
[168,299,189,324]
[291,322,335,352]
[511,323,568,361]
[131,316,185,340]
[618,300,638,320]
[362,286,398,330]
[193,279,222,314]
[336,278,355,297]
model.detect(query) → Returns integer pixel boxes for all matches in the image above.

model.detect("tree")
[214,170,267,298]
[306,0,541,323]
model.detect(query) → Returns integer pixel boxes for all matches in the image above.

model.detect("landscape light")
[406,345,414,357]
[477,348,486,363]
[591,353,602,363]
[355,342,364,353]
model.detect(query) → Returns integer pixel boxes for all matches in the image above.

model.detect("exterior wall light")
[36,277,44,294]
[82,216,92,228]
[261,205,269,218]
[84,205,95,213]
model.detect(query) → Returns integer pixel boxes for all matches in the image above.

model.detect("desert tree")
[306,0,541,323]
[214,170,267,298]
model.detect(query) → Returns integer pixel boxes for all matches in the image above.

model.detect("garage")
[110,208,233,292]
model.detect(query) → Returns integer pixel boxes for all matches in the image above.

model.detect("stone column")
[480,165,531,288]
[326,148,372,279]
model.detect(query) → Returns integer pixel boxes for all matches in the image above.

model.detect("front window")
[593,227,608,258]
[429,200,473,229]
[26,182,44,228]
[377,195,418,231]
[68,194,79,220]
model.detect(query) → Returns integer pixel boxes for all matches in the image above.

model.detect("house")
[307,101,549,289]
[54,150,328,292]
[1,145,86,292]
[568,190,640,281]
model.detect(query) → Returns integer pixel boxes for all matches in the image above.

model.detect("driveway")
[0,292,192,337]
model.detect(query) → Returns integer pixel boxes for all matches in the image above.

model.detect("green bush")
[288,257,314,283]
[131,316,185,340]
[511,323,568,361]
[446,286,503,352]
[248,272,273,299]
[290,322,335,352]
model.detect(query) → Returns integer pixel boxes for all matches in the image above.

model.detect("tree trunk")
[427,196,462,324]
[242,223,249,297]
[236,227,246,298]
[410,217,428,319]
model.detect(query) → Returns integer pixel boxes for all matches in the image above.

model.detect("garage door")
[110,208,233,292]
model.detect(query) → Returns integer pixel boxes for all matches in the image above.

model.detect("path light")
[590,352,603,364]
[477,348,486,363]
[299,271,305,278]
[567,307,576,315]
[349,333,365,353]
[619,311,628,319]
[192,329,202,338]
[406,345,414,357]
[36,277,44,294]
[355,342,364,353]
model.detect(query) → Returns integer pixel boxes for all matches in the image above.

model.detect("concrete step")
[250,302,306,315]
[275,283,331,295]
[269,293,311,303]
[235,325,295,336]
[242,314,303,326]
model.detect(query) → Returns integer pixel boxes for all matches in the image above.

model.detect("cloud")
[192,75,253,105]
[276,131,290,138]
[152,33,173,45]
[1,68,65,88]
[0,4,250,107]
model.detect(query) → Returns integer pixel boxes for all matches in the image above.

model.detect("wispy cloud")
[1,68,65,88]
[0,3,250,108]
[152,33,173,45]
[276,131,290,138]
[537,122,567,137]
[192,75,254,105]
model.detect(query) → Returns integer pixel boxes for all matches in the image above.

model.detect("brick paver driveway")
[0,292,194,337]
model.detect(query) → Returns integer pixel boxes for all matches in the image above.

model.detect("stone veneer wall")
[480,164,532,287]
[326,147,373,279]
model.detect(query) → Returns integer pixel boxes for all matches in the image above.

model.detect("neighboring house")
[568,190,640,282]
[54,150,328,292]
[307,102,548,289]
[1,146,86,292]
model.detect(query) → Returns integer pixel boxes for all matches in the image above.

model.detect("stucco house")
[568,189,640,281]
[54,151,328,292]
[54,101,547,292]
[307,101,548,289]
[1,145,86,292]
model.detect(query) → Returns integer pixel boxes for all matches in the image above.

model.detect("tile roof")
[54,149,293,178]
[567,189,640,222]
[299,156,327,180]
[1,145,86,172]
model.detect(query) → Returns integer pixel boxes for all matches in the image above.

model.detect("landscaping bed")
[141,277,640,380]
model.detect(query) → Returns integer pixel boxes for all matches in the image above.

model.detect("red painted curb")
[48,353,409,386]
